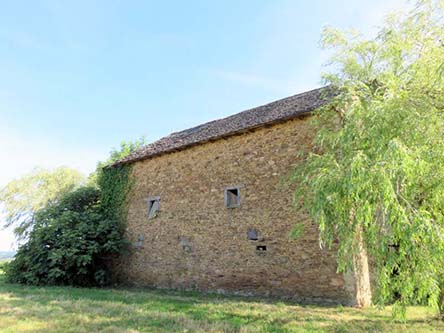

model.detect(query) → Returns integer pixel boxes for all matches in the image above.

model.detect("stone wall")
[119,117,359,305]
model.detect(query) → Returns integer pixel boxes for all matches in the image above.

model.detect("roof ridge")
[167,86,326,138]
[112,86,333,167]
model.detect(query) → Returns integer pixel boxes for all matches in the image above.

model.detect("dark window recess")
[225,187,240,208]
[247,229,259,241]
[182,244,192,252]
[147,197,160,219]
[256,245,267,252]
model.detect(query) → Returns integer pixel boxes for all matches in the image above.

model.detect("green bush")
[5,186,126,286]
[0,261,8,273]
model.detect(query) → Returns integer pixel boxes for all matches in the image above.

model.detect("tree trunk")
[353,226,372,308]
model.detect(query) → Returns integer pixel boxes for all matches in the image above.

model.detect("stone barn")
[113,87,371,306]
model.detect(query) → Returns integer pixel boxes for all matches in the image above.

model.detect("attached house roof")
[113,86,334,166]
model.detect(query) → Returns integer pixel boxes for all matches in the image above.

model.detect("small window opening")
[135,234,145,248]
[256,245,267,252]
[225,187,240,208]
[179,236,192,252]
[147,197,160,219]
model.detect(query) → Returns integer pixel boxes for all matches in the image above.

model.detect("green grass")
[0,269,443,332]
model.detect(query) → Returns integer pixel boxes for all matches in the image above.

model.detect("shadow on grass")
[1,281,443,333]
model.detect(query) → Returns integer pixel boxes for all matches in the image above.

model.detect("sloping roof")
[113,86,333,166]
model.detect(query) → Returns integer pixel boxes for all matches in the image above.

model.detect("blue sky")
[0,0,407,250]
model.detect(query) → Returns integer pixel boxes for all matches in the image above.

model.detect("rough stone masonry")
[113,87,372,306]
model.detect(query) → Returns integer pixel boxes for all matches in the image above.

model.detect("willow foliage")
[0,167,85,239]
[293,0,444,317]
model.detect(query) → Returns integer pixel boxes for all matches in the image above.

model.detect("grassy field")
[1,267,443,333]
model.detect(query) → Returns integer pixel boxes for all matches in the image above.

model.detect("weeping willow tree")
[0,167,85,239]
[293,0,444,318]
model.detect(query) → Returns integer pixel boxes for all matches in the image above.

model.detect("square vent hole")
[247,229,258,241]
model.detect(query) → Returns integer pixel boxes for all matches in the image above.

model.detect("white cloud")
[0,225,16,252]
[357,0,410,34]
[212,69,318,95]
[211,0,411,98]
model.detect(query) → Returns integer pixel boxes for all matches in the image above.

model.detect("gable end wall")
[119,117,358,305]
